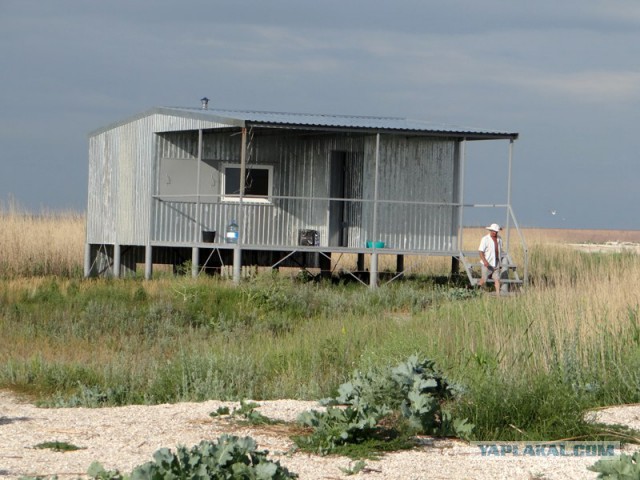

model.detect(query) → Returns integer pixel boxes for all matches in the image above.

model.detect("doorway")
[328,151,363,247]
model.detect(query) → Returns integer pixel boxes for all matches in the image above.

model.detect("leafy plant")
[233,400,281,425]
[297,402,385,454]
[87,462,125,480]
[88,435,297,479]
[210,400,281,425]
[33,440,84,452]
[588,452,640,479]
[296,355,473,456]
[209,405,231,417]
[340,460,367,475]
[18,476,59,480]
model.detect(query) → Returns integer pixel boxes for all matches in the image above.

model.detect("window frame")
[221,163,273,204]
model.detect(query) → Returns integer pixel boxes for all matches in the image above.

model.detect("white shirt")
[478,234,503,268]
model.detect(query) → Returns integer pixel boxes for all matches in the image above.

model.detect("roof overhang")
[89,106,519,141]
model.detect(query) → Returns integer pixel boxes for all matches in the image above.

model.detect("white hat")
[486,223,501,232]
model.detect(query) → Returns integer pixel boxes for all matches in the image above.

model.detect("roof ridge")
[163,106,403,121]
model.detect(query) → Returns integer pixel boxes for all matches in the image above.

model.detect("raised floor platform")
[85,242,525,289]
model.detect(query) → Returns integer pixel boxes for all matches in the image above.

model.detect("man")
[477,223,503,294]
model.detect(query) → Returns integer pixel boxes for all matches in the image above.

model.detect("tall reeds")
[0,199,84,278]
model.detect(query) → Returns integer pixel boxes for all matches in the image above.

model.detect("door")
[328,151,363,247]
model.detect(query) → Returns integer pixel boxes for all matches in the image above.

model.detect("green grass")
[2,246,640,444]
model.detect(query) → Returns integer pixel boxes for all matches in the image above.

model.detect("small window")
[222,164,273,203]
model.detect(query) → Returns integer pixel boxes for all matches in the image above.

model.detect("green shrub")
[33,440,84,452]
[88,435,297,479]
[588,452,640,479]
[210,400,282,426]
[295,355,473,456]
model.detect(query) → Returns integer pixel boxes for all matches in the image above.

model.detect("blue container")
[366,241,385,248]
[225,220,239,243]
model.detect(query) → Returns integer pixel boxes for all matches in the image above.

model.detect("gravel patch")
[569,242,640,254]
[1,391,639,479]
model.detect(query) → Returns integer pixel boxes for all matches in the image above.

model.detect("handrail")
[149,196,528,286]
[507,205,529,287]
[153,193,515,209]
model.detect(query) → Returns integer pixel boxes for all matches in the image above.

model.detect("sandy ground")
[568,242,640,254]
[2,391,640,479]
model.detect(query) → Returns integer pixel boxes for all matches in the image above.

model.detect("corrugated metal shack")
[85,103,521,287]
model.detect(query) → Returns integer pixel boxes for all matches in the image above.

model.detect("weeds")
[340,460,368,475]
[33,440,84,452]
[210,400,282,426]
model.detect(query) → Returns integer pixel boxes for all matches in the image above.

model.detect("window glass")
[223,165,272,202]
[224,168,242,195]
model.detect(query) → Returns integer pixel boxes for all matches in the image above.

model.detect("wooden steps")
[456,251,523,291]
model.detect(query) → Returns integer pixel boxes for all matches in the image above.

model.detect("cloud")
[504,69,640,103]
[1,0,639,226]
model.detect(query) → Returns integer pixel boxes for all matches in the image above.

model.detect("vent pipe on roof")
[200,97,209,110]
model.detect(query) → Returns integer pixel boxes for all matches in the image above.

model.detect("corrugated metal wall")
[88,113,460,253]
[86,114,228,245]
[150,130,459,251]
[152,131,367,246]
[87,133,117,244]
[361,135,459,251]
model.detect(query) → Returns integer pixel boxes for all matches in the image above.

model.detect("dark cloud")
[0,0,639,228]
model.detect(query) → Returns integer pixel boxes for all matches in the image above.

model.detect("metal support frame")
[191,247,199,277]
[144,245,153,279]
[189,131,204,280]
[113,244,121,278]
[85,244,115,277]
[457,139,466,253]
[369,133,381,289]
[194,129,203,244]
[505,139,514,252]
[84,243,91,277]
[232,127,247,285]
[197,247,226,276]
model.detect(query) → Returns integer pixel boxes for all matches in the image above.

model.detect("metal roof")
[159,106,519,139]
[89,106,518,140]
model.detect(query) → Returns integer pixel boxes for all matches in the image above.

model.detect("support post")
[195,129,203,243]
[451,256,459,276]
[144,245,153,280]
[113,244,121,278]
[369,253,378,289]
[232,127,248,286]
[84,243,92,278]
[505,139,514,252]
[232,245,241,284]
[191,247,199,278]
[370,133,381,289]
[396,255,405,279]
[320,253,332,279]
[457,139,466,251]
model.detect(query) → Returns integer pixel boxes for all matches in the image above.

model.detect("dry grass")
[0,201,85,277]
[462,226,640,249]
[1,196,639,281]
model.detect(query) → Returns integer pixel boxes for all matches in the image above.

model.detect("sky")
[1,0,639,230]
